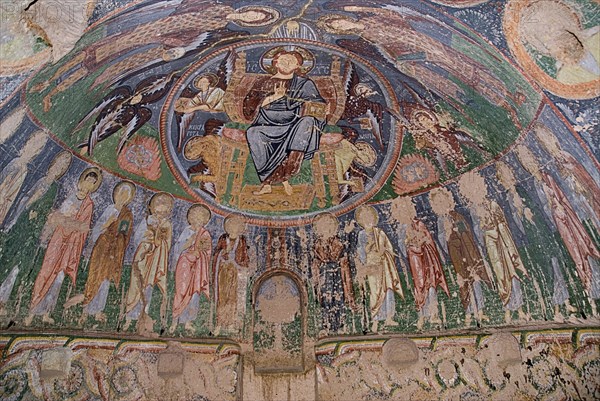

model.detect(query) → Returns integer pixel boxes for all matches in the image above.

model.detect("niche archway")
[252,270,307,373]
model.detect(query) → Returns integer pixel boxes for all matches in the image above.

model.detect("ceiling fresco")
[0,0,599,360]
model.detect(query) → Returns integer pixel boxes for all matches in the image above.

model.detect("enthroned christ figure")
[243,50,326,196]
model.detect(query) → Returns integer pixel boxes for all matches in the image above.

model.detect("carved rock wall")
[1,328,599,400]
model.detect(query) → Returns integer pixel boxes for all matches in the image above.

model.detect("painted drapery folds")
[0,0,599,355]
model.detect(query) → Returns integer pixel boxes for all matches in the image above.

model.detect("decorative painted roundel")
[161,40,401,224]
[21,1,545,227]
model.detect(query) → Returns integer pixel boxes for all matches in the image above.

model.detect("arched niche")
[252,270,307,373]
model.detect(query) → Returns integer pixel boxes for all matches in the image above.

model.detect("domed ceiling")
[0,0,599,344]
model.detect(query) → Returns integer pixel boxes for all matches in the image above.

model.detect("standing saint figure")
[243,50,326,196]
[213,214,250,334]
[481,198,530,323]
[534,124,600,221]
[170,204,212,332]
[312,213,356,333]
[447,211,492,326]
[355,205,403,332]
[124,192,174,331]
[542,173,600,314]
[0,151,72,314]
[406,217,450,330]
[73,181,136,323]
[25,167,102,325]
[0,131,48,227]
[514,144,579,320]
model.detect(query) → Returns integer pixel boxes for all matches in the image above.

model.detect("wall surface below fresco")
[0,0,599,399]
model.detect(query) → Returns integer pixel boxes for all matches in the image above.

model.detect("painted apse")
[0,0,599,389]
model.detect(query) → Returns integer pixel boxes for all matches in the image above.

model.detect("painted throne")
[209,50,348,212]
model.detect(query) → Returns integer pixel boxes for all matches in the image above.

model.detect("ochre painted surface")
[0,1,599,398]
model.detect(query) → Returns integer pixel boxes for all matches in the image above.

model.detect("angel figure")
[75,73,177,156]
[317,8,521,128]
[355,205,403,332]
[174,56,233,152]
[333,139,377,197]
[170,204,212,332]
[339,61,405,150]
[184,135,223,197]
[481,198,530,323]
[409,109,489,175]
[31,3,279,112]
[124,192,174,331]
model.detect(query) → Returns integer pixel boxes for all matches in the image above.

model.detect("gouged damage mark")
[495,160,529,222]
[257,276,300,323]
[514,144,542,181]
[0,107,26,145]
[390,196,416,226]
[457,169,488,220]
[429,186,454,218]
[313,213,339,239]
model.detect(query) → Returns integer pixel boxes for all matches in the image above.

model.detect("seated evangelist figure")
[243,50,326,195]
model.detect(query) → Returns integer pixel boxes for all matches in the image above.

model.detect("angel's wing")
[116,107,152,154]
[366,109,384,150]
[74,86,132,133]
[136,73,178,104]
[86,103,129,155]
[343,60,359,97]
[176,112,195,153]
[215,50,237,91]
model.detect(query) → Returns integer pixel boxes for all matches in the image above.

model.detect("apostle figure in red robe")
[406,217,450,329]
[170,204,212,332]
[25,168,102,326]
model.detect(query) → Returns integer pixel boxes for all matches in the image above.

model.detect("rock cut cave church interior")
[0,0,599,400]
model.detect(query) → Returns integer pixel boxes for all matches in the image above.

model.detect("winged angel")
[74,73,177,156]
[174,51,236,152]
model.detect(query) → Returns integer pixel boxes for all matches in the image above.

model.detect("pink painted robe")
[407,218,450,311]
[172,227,212,319]
[30,195,94,310]
[544,173,600,292]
